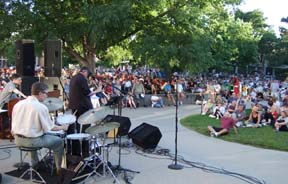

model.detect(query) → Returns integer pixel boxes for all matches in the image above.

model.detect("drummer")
[68,66,102,134]
[11,82,68,176]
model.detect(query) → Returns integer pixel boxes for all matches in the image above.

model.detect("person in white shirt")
[11,82,68,176]
[0,73,27,109]
[151,92,164,108]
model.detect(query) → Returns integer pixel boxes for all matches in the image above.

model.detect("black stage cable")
[134,147,266,184]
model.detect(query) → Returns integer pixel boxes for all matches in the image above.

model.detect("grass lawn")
[181,114,288,152]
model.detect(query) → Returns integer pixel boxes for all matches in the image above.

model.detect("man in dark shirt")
[68,66,101,134]
[208,112,238,137]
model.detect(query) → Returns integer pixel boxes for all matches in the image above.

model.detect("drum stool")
[18,147,46,183]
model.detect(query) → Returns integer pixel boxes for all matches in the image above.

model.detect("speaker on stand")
[15,40,37,96]
[16,40,35,77]
[21,76,38,96]
[44,39,62,77]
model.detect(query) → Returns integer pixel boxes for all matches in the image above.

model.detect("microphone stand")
[168,78,183,170]
[108,84,140,182]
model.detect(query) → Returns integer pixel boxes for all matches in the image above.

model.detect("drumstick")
[72,110,78,116]
[74,161,84,173]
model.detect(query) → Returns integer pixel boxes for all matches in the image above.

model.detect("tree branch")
[107,1,187,48]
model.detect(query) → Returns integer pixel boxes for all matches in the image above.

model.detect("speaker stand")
[168,78,183,170]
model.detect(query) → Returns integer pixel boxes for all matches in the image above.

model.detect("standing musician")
[68,66,102,134]
[11,82,68,176]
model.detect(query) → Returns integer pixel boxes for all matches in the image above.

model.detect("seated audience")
[275,111,288,132]
[209,102,226,119]
[125,91,137,109]
[161,81,176,106]
[201,98,214,115]
[208,112,238,137]
[151,92,164,108]
[245,106,262,128]
[233,105,247,127]
[227,100,237,114]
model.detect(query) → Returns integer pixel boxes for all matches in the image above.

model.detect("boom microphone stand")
[109,85,140,183]
[168,77,183,170]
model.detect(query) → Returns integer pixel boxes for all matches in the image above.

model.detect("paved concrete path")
[1,104,287,184]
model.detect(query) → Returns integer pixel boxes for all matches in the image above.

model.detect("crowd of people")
[0,64,288,177]
[200,75,288,137]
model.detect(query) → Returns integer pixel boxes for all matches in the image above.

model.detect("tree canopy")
[0,0,286,76]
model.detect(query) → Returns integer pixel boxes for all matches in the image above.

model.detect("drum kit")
[42,99,121,182]
[43,97,64,112]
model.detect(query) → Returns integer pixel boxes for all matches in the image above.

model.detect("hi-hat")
[78,107,110,125]
[42,97,63,112]
[85,122,120,135]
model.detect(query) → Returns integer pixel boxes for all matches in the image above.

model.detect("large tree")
[2,0,262,75]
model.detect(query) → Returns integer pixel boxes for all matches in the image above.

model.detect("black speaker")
[129,123,162,149]
[44,39,62,77]
[15,40,35,76]
[103,115,131,136]
[21,76,38,96]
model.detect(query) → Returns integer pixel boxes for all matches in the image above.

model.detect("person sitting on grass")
[209,102,226,119]
[233,104,247,127]
[274,111,288,132]
[201,98,214,115]
[207,112,238,137]
[245,105,262,128]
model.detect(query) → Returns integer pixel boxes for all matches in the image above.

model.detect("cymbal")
[56,114,76,125]
[78,107,110,125]
[85,122,120,135]
[42,97,63,112]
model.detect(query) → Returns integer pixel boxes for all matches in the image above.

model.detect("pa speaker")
[103,115,131,136]
[129,123,162,149]
[21,76,38,96]
[44,39,62,77]
[15,40,35,76]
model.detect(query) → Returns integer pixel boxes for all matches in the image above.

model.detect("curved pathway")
[1,104,287,184]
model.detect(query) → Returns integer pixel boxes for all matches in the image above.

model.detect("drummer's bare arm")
[51,124,69,131]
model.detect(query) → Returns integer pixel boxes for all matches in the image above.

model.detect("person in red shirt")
[208,112,238,137]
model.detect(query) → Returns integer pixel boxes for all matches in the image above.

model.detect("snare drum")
[46,130,66,139]
[56,114,76,125]
[66,133,91,158]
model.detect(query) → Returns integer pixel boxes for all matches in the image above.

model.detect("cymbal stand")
[84,132,120,183]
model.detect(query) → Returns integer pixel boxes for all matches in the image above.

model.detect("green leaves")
[0,0,281,75]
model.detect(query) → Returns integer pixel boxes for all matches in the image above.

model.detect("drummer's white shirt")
[11,96,54,138]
